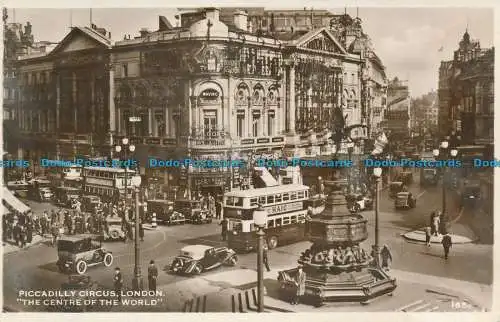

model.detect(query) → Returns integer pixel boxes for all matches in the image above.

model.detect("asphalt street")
[3,171,492,311]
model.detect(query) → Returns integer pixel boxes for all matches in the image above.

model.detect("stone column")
[38,111,42,132]
[289,64,296,134]
[262,107,267,136]
[148,108,153,136]
[164,104,169,137]
[247,97,252,137]
[108,65,116,132]
[56,73,61,132]
[220,95,224,134]
[72,72,78,133]
[90,74,96,133]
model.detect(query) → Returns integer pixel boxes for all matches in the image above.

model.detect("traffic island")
[401,227,477,244]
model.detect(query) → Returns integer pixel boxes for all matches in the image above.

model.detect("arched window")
[253,84,265,105]
[235,83,250,106]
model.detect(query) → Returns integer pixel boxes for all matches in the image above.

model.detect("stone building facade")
[14,8,387,196]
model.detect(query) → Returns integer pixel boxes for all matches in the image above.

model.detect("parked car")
[54,187,82,208]
[346,193,373,212]
[389,182,406,198]
[397,171,413,185]
[170,244,238,275]
[174,199,205,222]
[56,234,113,275]
[81,195,101,213]
[394,192,416,209]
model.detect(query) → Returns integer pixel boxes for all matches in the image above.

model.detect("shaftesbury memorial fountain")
[278,190,397,306]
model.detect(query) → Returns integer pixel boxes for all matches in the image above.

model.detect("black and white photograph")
[1,5,494,313]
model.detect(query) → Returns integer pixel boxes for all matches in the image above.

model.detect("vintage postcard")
[1,3,495,318]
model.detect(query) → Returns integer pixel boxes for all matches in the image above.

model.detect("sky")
[7,7,494,97]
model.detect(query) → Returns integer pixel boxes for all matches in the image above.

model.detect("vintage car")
[389,182,406,198]
[461,183,481,208]
[102,217,126,241]
[397,171,413,185]
[174,199,204,222]
[394,192,416,209]
[346,193,373,212]
[148,200,186,225]
[54,187,82,207]
[420,169,438,186]
[81,195,101,213]
[56,234,113,275]
[170,244,238,275]
[190,209,212,224]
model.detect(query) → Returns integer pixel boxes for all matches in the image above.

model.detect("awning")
[2,187,31,214]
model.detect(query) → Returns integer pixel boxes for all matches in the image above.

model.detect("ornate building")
[438,30,494,145]
[15,8,386,196]
[383,77,410,139]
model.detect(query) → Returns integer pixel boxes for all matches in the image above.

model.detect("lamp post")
[372,167,382,267]
[347,141,355,193]
[433,141,458,216]
[131,175,143,291]
[115,138,135,206]
[253,205,268,313]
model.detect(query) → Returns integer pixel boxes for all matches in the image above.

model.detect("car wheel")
[193,263,203,275]
[103,253,113,267]
[110,230,120,240]
[75,260,88,275]
[268,236,278,249]
[226,255,238,266]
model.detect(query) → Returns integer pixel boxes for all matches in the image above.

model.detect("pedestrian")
[51,222,59,246]
[292,265,306,305]
[139,220,145,242]
[424,226,431,247]
[19,225,26,248]
[215,197,222,220]
[114,267,123,302]
[148,260,158,291]
[263,243,271,272]
[26,221,33,244]
[380,244,393,271]
[220,218,228,241]
[442,233,452,260]
[439,212,447,235]
[13,223,21,246]
[432,212,441,236]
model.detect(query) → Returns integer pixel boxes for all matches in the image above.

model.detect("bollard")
[151,212,157,229]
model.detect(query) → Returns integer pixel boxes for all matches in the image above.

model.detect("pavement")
[2,234,49,255]
[401,226,477,244]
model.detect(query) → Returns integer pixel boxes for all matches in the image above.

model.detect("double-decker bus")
[47,164,83,189]
[224,184,310,252]
[82,166,140,202]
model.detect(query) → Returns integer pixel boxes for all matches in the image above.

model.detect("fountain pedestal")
[278,191,396,306]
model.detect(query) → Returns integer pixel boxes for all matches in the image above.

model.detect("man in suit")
[148,260,159,291]
[263,243,271,272]
[114,267,123,301]
[292,265,306,305]
[442,233,452,259]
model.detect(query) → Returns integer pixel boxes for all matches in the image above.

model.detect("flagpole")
[90,8,92,26]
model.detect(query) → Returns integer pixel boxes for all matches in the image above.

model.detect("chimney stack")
[233,10,248,31]
[205,8,220,22]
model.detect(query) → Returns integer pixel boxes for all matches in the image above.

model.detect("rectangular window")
[237,114,244,137]
[204,111,217,135]
[275,194,282,203]
[282,193,289,201]
[298,191,305,199]
[250,198,258,206]
[123,64,128,77]
[290,192,297,200]
[290,215,297,224]
[282,217,290,225]
[259,196,266,205]
[275,218,282,226]
[268,114,275,136]
[252,115,259,137]
[267,219,275,228]
[267,195,274,204]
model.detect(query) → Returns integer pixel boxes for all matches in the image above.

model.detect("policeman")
[148,260,158,291]
[114,267,123,301]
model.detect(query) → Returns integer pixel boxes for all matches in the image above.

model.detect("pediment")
[295,28,347,55]
[50,27,110,56]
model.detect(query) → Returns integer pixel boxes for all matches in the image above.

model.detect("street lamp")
[115,137,135,205]
[432,141,457,217]
[131,175,143,291]
[253,205,268,313]
[372,167,382,267]
[347,141,355,193]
